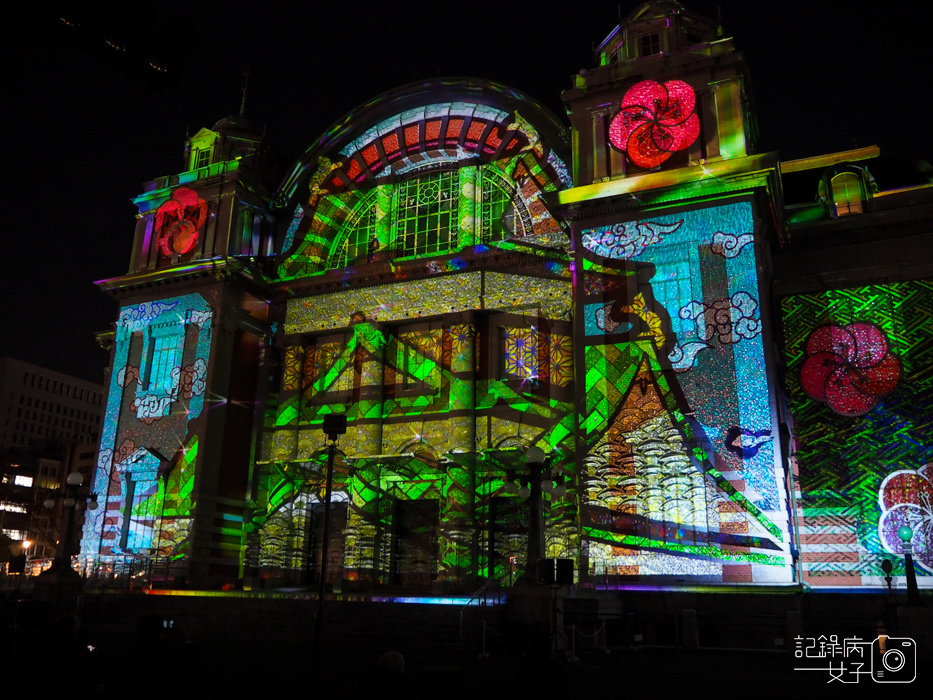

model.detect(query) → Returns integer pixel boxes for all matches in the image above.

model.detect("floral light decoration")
[878,464,932,572]
[608,80,700,169]
[800,322,900,416]
[155,186,208,256]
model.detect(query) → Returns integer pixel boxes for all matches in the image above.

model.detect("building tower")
[81,113,280,584]
[559,1,793,583]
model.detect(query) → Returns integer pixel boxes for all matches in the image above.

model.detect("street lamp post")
[896,525,923,607]
[35,472,98,607]
[311,414,347,675]
[502,446,566,581]
[524,446,547,576]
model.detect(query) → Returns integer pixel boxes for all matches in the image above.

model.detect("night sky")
[4,1,930,384]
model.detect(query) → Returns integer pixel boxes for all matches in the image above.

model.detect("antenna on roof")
[239,66,250,117]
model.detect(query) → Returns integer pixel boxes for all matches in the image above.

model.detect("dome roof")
[211,114,260,138]
[625,1,687,21]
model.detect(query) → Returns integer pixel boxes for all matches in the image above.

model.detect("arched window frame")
[818,166,875,218]
[326,163,528,270]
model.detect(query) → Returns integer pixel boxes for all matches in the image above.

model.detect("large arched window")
[327,163,527,270]
[481,167,521,243]
[329,191,380,270]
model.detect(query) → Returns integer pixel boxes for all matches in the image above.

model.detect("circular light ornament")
[608,80,700,169]
[897,525,914,544]
[878,464,932,571]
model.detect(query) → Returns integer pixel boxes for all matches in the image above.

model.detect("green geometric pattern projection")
[253,96,578,589]
[277,102,570,281]
[254,304,578,588]
[782,281,933,586]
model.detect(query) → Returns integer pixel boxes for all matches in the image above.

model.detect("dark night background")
[4,1,930,384]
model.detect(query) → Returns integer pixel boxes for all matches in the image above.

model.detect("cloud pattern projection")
[710,231,754,258]
[581,219,684,259]
[680,292,762,345]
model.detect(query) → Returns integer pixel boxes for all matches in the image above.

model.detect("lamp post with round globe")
[34,472,98,607]
[896,525,923,607]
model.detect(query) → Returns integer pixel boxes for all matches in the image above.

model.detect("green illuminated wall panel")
[782,282,933,587]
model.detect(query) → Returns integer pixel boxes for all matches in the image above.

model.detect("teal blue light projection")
[578,201,792,582]
[81,294,213,559]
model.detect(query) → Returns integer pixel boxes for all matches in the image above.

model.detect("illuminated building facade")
[81,2,932,591]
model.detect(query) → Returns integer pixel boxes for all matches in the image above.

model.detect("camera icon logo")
[871,636,916,683]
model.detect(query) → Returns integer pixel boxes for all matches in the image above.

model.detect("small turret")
[562,1,757,185]
[126,112,280,274]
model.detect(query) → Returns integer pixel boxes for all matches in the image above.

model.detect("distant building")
[0,358,102,563]
[80,1,933,591]
[0,357,105,450]
[1,443,98,564]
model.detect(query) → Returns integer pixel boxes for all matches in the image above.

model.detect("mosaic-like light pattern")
[254,293,579,587]
[81,293,213,560]
[782,282,933,586]
[608,80,700,169]
[578,201,791,582]
[800,323,900,416]
[285,271,571,334]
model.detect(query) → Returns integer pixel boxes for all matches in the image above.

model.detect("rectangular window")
[396,170,458,258]
[640,33,661,56]
[305,333,357,403]
[135,318,193,420]
[500,326,541,383]
[195,148,212,170]
[395,325,443,395]
[145,333,184,393]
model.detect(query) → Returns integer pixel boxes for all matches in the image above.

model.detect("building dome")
[211,114,260,138]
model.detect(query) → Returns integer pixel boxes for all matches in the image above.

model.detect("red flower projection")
[879,465,932,572]
[608,80,700,169]
[800,323,900,416]
[155,187,207,257]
